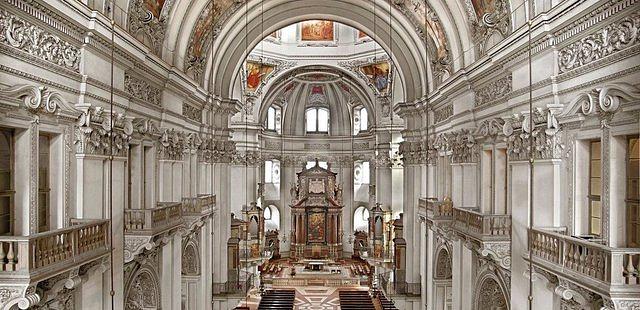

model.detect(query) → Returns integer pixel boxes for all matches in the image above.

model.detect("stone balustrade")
[529,227,640,291]
[181,194,216,216]
[124,202,183,236]
[419,197,454,221]
[0,219,109,280]
[452,207,511,241]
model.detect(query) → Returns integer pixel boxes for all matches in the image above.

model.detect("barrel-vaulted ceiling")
[123,0,513,101]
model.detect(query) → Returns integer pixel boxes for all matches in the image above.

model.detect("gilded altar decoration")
[301,20,334,41]
[360,62,391,94]
[290,160,344,259]
[246,61,275,91]
[307,213,326,243]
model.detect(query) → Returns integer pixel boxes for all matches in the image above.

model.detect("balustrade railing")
[377,272,421,296]
[530,227,640,287]
[0,219,109,277]
[452,207,511,241]
[420,198,454,220]
[124,202,183,235]
[182,194,216,216]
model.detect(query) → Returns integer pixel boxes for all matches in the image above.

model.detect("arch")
[434,246,452,280]
[264,204,281,230]
[125,264,161,310]
[353,206,370,232]
[473,266,510,310]
[202,0,429,102]
[248,215,259,237]
[182,240,201,276]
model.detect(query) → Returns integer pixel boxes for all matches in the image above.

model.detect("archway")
[433,246,452,310]
[204,0,430,102]
[473,269,510,310]
[353,206,370,232]
[125,266,161,310]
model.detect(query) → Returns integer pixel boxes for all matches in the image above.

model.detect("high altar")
[290,160,344,259]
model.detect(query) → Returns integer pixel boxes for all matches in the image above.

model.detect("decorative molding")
[434,104,453,123]
[124,72,162,106]
[465,0,511,57]
[74,107,133,157]
[127,0,174,55]
[503,106,564,161]
[474,74,512,107]
[559,12,640,73]
[182,103,202,123]
[0,10,81,72]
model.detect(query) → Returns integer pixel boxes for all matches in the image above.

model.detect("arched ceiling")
[126,0,514,102]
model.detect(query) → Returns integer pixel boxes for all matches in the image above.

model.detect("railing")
[212,274,254,295]
[530,227,640,288]
[0,219,109,277]
[452,207,511,241]
[420,198,453,221]
[182,194,216,216]
[378,272,421,296]
[124,202,183,235]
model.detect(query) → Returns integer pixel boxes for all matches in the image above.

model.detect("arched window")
[305,107,329,133]
[354,161,370,185]
[264,205,280,230]
[353,106,368,135]
[353,206,370,231]
[266,106,282,134]
[264,160,280,184]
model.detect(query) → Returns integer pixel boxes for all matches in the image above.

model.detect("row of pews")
[338,290,375,310]
[258,289,295,310]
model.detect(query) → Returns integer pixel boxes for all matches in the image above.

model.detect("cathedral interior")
[0,0,638,309]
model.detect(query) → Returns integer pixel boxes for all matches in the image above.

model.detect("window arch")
[353,206,370,231]
[353,106,368,135]
[305,107,329,133]
[266,105,282,134]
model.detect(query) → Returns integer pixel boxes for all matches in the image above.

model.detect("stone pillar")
[337,157,354,255]
[213,162,231,283]
[279,157,296,255]
[14,120,39,235]
[425,226,435,310]
[419,218,427,309]
[402,162,422,284]
[74,108,130,310]
[172,233,182,310]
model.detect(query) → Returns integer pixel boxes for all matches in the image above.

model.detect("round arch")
[433,246,452,280]
[125,264,161,309]
[353,206,370,232]
[204,0,429,102]
[473,266,510,310]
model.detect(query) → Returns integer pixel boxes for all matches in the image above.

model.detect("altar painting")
[360,62,391,93]
[301,20,334,41]
[246,61,275,90]
[307,213,326,243]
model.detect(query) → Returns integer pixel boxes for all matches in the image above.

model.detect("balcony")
[212,274,254,296]
[452,207,511,242]
[378,273,421,296]
[528,227,640,298]
[0,219,109,284]
[124,202,183,236]
[182,194,216,217]
[420,198,454,222]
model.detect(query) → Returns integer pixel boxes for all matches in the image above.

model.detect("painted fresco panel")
[301,20,334,41]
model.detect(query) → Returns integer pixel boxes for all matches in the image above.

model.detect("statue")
[334,183,343,203]
[290,182,299,202]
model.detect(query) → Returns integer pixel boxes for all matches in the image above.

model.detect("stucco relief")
[75,107,133,157]
[127,0,174,54]
[0,10,81,72]
[559,12,640,73]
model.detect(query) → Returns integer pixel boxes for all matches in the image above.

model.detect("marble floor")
[237,286,369,309]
